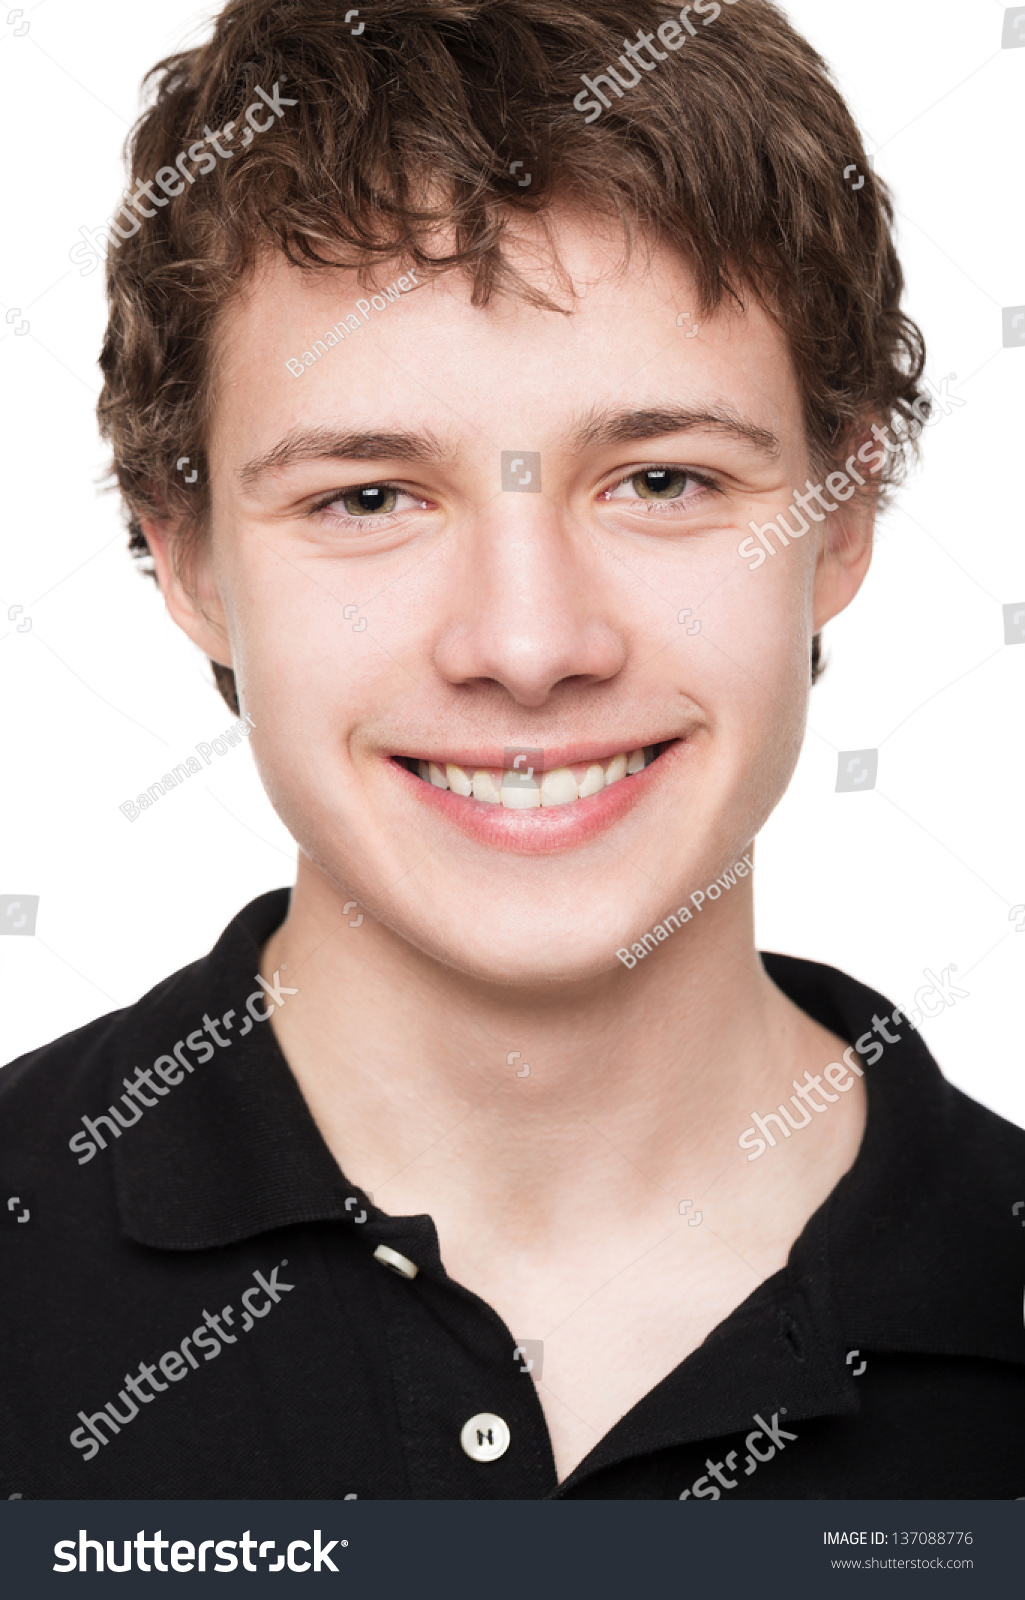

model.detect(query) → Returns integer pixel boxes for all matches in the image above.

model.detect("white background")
[1,0,1023,1125]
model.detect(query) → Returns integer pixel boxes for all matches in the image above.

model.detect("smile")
[398,743,672,810]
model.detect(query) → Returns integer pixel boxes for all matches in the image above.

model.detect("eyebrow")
[237,402,781,491]
[237,426,452,490]
[570,404,781,459]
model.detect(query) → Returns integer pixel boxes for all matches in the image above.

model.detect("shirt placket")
[362,1213,558,1497]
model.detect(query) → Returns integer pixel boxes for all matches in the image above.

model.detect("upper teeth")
[415,748,660,808]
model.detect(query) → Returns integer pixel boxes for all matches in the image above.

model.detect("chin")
[375,897,637,988]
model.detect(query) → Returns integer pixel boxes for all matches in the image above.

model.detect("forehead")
[210,211,804,468]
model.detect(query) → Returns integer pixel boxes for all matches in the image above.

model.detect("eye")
[600,466,718,513]
[341,484,398,516]
[309,482,430,528]
[629,468,689,501]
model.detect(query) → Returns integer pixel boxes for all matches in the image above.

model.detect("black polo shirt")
[2,888,1023,1499]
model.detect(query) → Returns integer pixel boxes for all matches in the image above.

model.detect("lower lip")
[386,743,685,854]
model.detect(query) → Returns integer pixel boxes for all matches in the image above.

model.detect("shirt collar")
[111,894,1025,1371]
[112,889,360,1249]
[764,952,1025,1370]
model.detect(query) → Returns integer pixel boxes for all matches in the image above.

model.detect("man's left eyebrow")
[237,426,452,490]
[570,404,781,459]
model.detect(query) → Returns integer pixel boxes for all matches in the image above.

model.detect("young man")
[2,0,1022,1501]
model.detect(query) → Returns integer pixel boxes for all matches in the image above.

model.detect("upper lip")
[389,737,682,770]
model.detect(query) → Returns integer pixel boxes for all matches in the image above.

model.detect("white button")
[459,1413,511,1462]
[373,1244,418,1279]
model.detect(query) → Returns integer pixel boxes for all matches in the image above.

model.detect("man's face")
[159,211,869,984]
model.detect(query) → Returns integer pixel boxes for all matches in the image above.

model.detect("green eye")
[342,485,398,516]
[632,468,689,500]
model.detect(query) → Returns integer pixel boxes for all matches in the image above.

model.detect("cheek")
[723,593,811,703]
[213,551,379,766]
[699,564,813,803]
[219,531,363,678]
[710,519,814,667]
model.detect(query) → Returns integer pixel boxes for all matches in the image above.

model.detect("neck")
[260,858,850,1241]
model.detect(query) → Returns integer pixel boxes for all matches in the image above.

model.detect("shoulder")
[0,887,291,1170]
[765,946,1025,1167]
[0,962,196,1161]
[763,950,1025,1363]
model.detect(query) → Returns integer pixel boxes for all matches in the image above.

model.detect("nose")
[432,495,627,708]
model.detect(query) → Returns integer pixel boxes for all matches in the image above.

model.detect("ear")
[139,514,234,670]
[812,473,877,632]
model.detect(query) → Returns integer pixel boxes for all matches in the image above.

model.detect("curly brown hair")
[96,0,927,710]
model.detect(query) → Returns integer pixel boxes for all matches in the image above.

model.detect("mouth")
[388,738,685,854]
[395,742,674,810]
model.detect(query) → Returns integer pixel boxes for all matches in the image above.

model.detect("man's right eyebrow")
[237,426,452,490]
